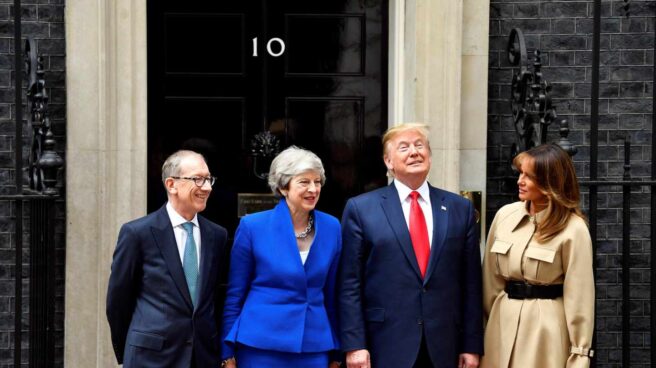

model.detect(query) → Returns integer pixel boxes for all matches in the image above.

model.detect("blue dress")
[236,344,329,367]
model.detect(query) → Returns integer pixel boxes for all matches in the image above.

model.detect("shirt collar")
[166,202,199,228]
[508,200,546,232]
[393,179,430,203]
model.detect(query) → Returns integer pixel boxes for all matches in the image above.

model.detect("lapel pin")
[441,205,447,211]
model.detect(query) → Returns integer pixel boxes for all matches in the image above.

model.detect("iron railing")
[580,1,654,367]
[2,1,64,366]
[507,0,654,365]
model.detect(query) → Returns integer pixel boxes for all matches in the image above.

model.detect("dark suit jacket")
[339,183,483,368]
[106,205,228,368]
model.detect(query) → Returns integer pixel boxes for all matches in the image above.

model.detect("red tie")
[409,191,430,278]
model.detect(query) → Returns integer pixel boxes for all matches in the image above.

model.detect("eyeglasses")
[171,176,216,187]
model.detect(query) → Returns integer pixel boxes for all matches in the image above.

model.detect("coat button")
[417,318,423,325]
[186,339,193,345]
[422,287,427,293]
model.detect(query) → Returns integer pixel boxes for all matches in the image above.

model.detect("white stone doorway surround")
[64,0,488,366]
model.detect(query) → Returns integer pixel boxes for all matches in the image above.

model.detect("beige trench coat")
[481,201,594,368]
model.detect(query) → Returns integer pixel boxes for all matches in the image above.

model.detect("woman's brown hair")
[512,144,586,242]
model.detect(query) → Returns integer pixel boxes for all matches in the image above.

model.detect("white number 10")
[252,37,286,57]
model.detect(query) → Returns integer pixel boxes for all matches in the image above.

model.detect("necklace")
[295,215,314,239]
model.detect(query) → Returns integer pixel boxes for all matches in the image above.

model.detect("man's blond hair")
[382,123,430,157]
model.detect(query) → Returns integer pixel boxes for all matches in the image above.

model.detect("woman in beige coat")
[481,144,594,368]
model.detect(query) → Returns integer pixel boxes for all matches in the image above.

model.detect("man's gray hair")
[161,150,205,186]
[268,146,326,197]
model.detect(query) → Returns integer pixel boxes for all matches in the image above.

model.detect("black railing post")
[621,139,631,367]
[29,199,56,367]
[589,1,601,365]
[651,11,656,367]
[12,1,22,367]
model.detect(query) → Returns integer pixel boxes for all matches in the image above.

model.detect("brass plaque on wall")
[237,193,278,218]
[460,191,482,224]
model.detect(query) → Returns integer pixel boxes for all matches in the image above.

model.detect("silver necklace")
[295,215,314,239]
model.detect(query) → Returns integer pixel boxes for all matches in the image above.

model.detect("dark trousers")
[412,334,435,368]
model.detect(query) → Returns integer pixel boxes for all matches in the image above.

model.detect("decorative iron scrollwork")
[250,131,280,180]
[25,38,63,195]
[507,28,576,158]
[621,0,631,18]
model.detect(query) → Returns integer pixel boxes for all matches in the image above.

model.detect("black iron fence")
[583,2,654,366]
[2,1,64,366]
[506,1,655,366]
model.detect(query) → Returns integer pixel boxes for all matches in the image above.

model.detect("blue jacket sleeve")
[324,232,342,355]
[221,219,255,359]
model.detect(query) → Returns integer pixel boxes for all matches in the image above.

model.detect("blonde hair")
[382,123,430,156]
[513,144,586,242]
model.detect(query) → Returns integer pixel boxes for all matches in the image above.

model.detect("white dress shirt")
[300,250,310,265]
[166,202,201,268]
[393,180,434,247]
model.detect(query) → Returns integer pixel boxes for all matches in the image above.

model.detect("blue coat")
[222,200,341,358]
[106,206,228,368]
[338,183,484,368]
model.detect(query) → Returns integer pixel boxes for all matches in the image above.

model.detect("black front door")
[147,0,388,233]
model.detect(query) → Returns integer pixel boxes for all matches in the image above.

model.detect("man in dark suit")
[107,150,228,367]
[339,123,483,368]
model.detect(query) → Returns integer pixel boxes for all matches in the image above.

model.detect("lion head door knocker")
[250,131,281,180]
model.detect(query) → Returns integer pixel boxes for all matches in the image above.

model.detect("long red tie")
[409,191,430,278]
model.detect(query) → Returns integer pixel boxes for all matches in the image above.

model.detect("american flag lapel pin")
[441,205,447,211]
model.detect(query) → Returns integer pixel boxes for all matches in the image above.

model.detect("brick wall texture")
[488,1,653,367]
[0,1,65,367]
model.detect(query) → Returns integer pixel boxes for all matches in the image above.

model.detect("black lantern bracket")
[507,28,576,158]
[25,38,63,195]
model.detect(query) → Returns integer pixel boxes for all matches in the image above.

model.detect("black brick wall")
[0,1,65,367]
[488,1,653,367]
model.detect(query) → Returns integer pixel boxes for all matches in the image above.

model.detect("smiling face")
[516,157,547,207]
[384,129,432,189]
[166,154,212,220]
[281,170,322,215]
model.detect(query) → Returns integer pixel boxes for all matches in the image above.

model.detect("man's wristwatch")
[221,357,235,367]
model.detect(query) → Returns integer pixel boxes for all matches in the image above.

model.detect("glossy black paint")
[147,1,388,234]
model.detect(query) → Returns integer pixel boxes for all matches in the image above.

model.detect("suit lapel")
[197,215,215,308]
[380,184,423,280]
[423,186,448,284]
[271,200,310,277]
[150,206,194,311]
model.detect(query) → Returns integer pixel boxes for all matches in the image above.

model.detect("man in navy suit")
[339,123,483,368]
[107,150,228,367]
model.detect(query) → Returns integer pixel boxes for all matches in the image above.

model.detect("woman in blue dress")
[221,146,341,368]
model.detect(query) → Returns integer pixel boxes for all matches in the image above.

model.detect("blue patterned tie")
[181,222,199,308]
